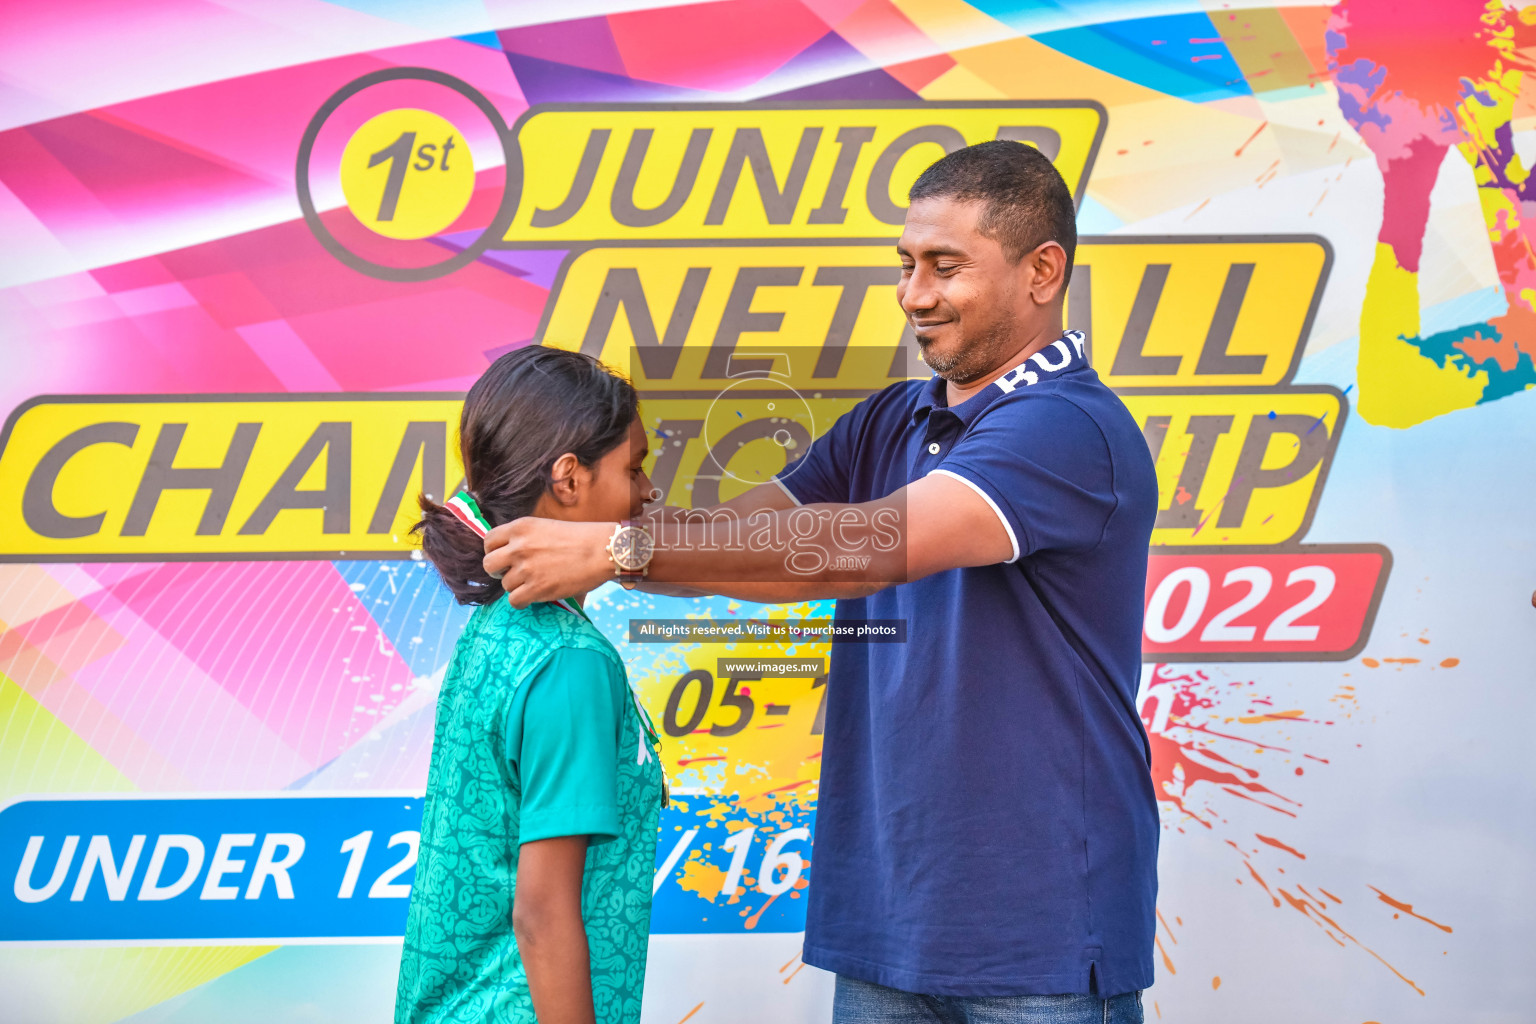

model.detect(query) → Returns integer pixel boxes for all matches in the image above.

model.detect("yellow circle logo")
[340,109,475,239]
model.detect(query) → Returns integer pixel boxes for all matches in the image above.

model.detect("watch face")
[612,525,654,571]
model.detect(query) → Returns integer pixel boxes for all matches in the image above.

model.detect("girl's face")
[538,418,654,523]
[589,417,654,522]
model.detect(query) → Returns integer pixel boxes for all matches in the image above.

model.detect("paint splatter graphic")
[1141,662,1453,997]
[594,591,826,934]
[1328,0,1536,427]
[661,793,815,931]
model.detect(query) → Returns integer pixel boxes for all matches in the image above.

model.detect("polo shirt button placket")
[927,442,941,455]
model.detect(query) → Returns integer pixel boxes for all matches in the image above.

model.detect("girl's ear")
[547,452,583,506]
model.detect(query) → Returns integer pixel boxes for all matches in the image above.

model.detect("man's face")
[896,197,1024,385]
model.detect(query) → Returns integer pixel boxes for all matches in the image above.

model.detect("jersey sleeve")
[507,647,625,846]
[930,395,1119,562]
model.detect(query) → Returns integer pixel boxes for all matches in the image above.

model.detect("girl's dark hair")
[414,346,638,606]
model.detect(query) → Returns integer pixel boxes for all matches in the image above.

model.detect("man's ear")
[1026,241,1069,306]
[547,452,583,506]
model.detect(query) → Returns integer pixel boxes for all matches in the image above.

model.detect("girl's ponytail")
[413,495,501,605]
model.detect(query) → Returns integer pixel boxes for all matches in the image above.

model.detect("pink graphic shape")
[96,561,417,767]
[236,320,343,392]
[608,0,834,92]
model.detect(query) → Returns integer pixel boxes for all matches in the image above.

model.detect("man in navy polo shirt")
[487,140,1158,1024]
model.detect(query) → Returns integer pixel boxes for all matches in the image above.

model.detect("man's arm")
[632,483,800,598]
[644,478,798,526]
[484,473,1013,607]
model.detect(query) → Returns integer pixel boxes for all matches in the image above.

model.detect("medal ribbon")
[445,491,493,538]
[547,595,665,804]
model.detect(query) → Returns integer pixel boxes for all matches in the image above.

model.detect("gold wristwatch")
[606,520,654,590]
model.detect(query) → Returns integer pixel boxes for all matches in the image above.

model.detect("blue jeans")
[832,975,1144,1024]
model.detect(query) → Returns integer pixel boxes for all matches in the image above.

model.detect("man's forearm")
[486,470,1008,609]
[643,501,905,598]
[641,578,886,603]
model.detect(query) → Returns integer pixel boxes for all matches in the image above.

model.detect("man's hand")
[483,518,614,607]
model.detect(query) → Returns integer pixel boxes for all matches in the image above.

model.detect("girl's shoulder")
[450,599,623,692]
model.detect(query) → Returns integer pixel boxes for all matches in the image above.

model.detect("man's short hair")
[908,139,1077,284]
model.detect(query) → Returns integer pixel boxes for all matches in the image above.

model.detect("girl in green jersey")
[395,346,663,1024]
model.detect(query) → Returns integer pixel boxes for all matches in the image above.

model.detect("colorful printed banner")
[2,2,1533,1023]
[0,793,813,941]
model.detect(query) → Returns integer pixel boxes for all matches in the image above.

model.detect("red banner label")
[1141,545,1390,661]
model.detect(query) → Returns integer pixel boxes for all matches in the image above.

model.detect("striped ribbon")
[445,492,491,538]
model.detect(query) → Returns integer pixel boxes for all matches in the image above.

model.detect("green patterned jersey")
[394,598,663,1024]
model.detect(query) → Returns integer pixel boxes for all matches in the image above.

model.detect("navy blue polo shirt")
[774,330,1159,998]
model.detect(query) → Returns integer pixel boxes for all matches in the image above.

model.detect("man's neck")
[945,321,1063,407]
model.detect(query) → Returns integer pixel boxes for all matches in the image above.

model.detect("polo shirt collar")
[910,329,1088,427]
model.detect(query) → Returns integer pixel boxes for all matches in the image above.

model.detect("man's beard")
[916,310,1018,386]
[916,336,961,375]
